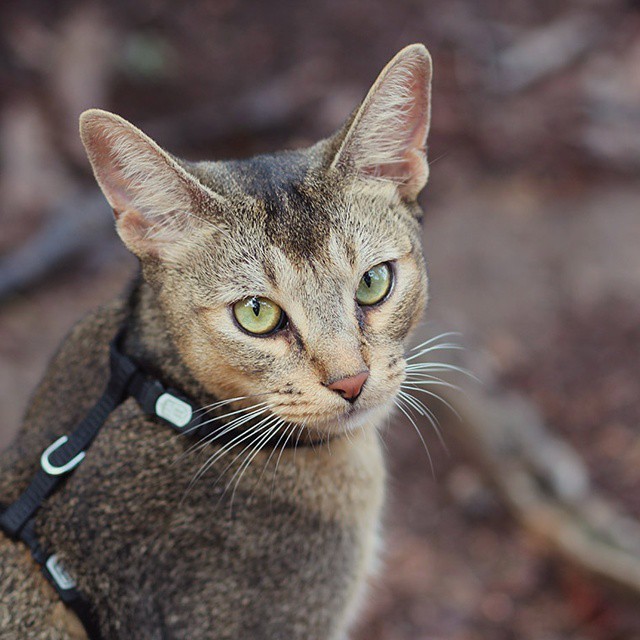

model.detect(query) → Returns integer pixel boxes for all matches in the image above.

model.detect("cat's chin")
[306,400,393,437]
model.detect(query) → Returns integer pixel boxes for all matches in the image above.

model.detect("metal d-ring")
[40,436,86,476]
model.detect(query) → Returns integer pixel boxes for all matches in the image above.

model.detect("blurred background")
[1,1,640,638]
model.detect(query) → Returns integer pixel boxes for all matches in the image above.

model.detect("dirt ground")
[1,1,639,638]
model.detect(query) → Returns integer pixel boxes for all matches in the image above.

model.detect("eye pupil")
[233,296,285,336]
[356,262,392,306]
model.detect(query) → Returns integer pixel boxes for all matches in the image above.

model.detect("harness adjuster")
[133,377,195,429]
[40,436,86,476]
[44,553,77,592]
[155,392,193,429]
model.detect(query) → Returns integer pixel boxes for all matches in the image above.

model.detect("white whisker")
[190,401,270,437]
[227,418,285,509]
[398,390,448,454]
[406,362,479,382]
[394,396,434,476]
[185,412,277,492]
[405,343,464,362]
[255,418,293,488]
[409,332,462,352]
[293,422,306,465]
[400,385,461,421]
[203,414,280,478]
[177,403,271,462]
[270,422,297,500]
[402,376,463,393]
[194,392,273,418]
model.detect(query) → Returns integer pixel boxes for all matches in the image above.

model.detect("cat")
[0,43,432,639]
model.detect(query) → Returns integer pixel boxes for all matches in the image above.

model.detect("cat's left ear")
[330,44,432,201]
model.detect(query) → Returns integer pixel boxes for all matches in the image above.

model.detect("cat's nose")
[326,370,369,402]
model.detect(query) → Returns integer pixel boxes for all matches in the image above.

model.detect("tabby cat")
[0,44,432,639]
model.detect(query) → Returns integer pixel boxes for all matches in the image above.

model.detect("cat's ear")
[330,44,432,201]
[80,109,224,262]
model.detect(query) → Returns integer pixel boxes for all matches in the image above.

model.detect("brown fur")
[0,45,432,639]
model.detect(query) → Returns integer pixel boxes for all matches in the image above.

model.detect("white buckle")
[41,436,85,476]
[45,554,77,590]
[155,393,193,429]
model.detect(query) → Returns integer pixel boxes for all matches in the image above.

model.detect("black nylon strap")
[0,345,137,538]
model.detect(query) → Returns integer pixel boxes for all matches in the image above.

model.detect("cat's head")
[80,44,432,438]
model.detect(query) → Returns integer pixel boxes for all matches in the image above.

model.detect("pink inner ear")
[85,126,140,219]
[115,209,160,257]
[105,180,136,220]
[362,67,429,196]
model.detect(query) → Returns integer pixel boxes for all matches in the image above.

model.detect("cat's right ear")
[80,109,225,263]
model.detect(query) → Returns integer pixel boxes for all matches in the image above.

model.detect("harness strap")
[0,346,137,538]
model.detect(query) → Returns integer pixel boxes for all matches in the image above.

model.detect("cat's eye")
[356,262,392,306]
[233,296,285,335]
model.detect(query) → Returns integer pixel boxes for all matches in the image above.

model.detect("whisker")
[194,391,274,418]
[192,395,250,417]
[184,412,276,492]
[400,385,462,421]
[293,422,306,466]
[406,342,464,361]
[398,390,449,454]
[409,332,462,352]
[406,362,480,382]
[189,401,271,437]
[255,418,292,489]
[227,418,285,509]
[342,422,355,446]
[270,422,297,505]
[202,414,280,480]
[164,397,265,452]
[394,396,434,476]
[176,403,271,462]
[398,388,428,416]
[402,376,464,393]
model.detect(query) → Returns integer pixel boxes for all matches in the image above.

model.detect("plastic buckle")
[41,436,86,476]
[45,554,77,591]
[155,392,193,429]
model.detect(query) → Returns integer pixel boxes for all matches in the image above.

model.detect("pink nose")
[326,371,369,402]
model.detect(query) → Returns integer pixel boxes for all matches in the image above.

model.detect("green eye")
[233,297,285,335]
[356,262,392,306]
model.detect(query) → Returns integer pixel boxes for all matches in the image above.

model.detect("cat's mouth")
[302,400,393,435]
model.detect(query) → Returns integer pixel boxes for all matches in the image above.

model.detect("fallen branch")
[494,11,603,94]
[0,191,112,302]
[449,383,640,596]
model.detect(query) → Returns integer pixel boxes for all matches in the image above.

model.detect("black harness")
[0,329,304,638]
